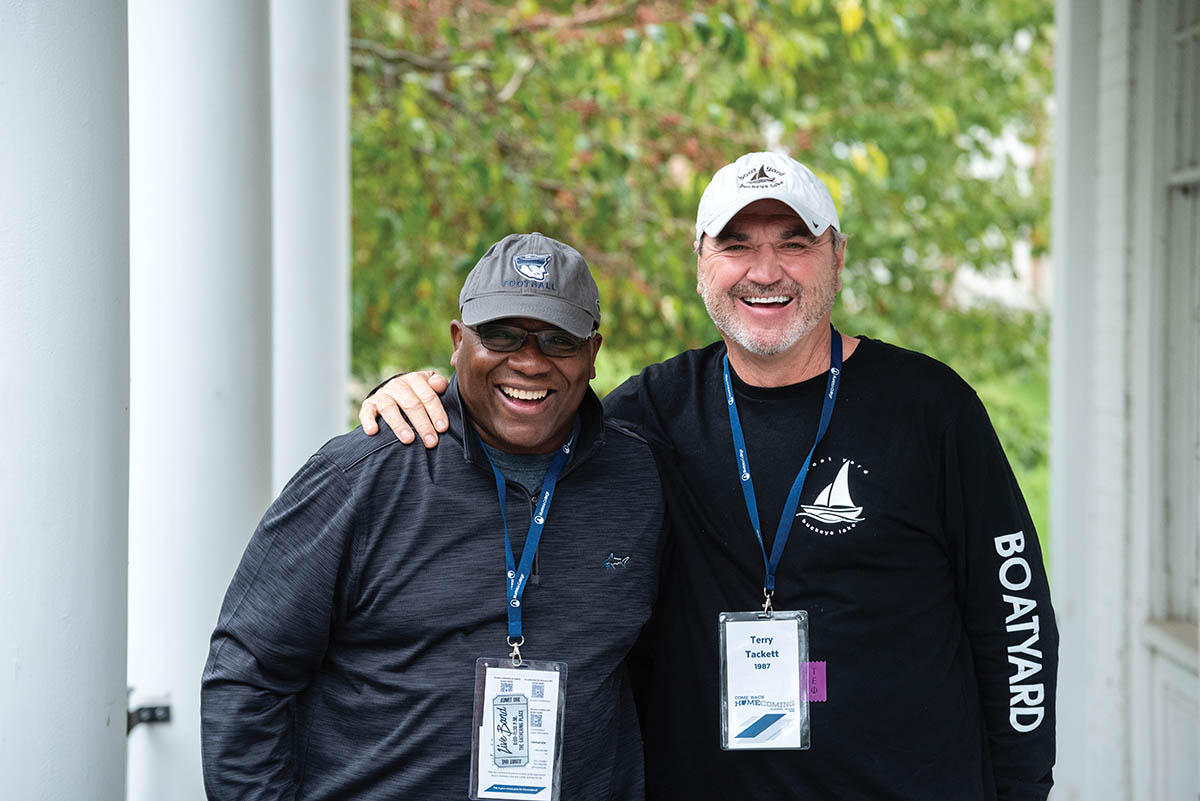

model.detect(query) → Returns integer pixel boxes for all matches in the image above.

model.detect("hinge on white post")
[127,688,172,734]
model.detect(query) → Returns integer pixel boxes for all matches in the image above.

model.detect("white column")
[269,0,351,490]
[0,1,129,797]
[1049,0,1100,799]
[127,3,272,800]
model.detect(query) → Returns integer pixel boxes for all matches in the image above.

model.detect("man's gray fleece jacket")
[201,378,665,800]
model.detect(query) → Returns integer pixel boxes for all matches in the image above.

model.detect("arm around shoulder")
[359,370,449,447]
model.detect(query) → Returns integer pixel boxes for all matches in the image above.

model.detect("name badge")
[470,657,567,800]
[718,610,810,750]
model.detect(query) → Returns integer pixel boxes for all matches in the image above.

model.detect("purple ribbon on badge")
[801,661,827,702]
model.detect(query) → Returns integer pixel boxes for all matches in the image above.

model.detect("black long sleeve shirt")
[604,337,1057,801]
[201,380,665,800]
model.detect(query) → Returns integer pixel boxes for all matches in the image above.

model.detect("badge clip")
[759,588,774,619]
[507,635,525,667]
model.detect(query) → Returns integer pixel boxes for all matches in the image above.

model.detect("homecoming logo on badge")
[796,457,868,535]
[512,253,551,281]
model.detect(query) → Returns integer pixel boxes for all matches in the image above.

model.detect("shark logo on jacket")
[796,457,868,535]
[602,553,630,570]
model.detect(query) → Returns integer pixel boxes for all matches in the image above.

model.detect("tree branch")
[504,1,640,35]
[353,2,653,79]
[496,55,536,103]
[429,1,642,58]
[350,37,491,73]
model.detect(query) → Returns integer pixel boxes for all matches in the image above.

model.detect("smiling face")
[451,317,602,454]
[697,199,845,359]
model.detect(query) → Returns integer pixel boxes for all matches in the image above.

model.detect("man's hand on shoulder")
[359,370,450,447]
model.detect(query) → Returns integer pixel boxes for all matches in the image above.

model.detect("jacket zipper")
[502,479,542,585]
[527,491,540,585]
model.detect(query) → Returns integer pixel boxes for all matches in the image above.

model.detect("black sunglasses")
[470,322,592,357]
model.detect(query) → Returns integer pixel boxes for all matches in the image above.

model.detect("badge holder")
[718,609,810,750]
[469,654,568,801]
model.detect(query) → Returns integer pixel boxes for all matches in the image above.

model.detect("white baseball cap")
[695,151,840,240]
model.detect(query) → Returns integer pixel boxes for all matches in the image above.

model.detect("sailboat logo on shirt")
[797,458,867,534]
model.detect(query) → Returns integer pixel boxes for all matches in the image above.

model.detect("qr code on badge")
[532,683,545,699]
[531,711,543,728]
[500,680,513,693]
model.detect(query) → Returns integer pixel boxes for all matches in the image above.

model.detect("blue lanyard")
[723,325,843,596]
[478,417,580,643]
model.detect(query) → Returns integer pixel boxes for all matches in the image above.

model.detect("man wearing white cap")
[360,154,1058,800]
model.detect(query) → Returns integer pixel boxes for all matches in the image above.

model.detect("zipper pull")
[529,489,541,585]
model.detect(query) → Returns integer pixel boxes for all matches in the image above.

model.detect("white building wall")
[0,1,130,797]
[1127,0,1200,796]
[1053,0,1200,797]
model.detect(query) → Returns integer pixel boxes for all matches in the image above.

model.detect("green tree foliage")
[349,0,1052,536]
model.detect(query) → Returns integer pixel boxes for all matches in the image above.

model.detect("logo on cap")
[737,164,784,189]
[513,254,551,281]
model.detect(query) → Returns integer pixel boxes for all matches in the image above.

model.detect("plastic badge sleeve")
[470,657,568,801]
[718,610,810,750]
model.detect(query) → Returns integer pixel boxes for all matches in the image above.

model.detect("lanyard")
[723,325,843,604]
[478,417,580,653]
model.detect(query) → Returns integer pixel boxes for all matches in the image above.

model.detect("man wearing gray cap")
[202,233,664,801]
[363,153,1058,800]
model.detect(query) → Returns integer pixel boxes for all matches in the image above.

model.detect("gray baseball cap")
[459,232,601,339]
